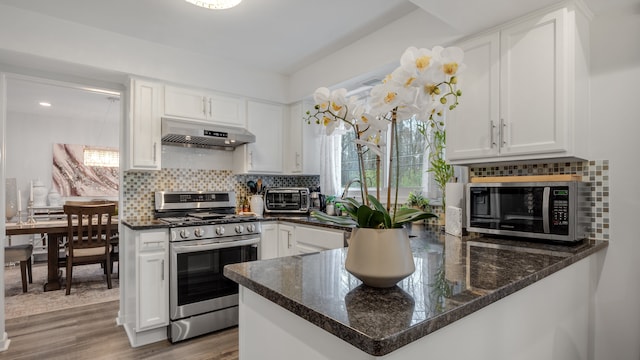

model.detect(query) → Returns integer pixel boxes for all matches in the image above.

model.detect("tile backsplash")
[468,160,609,240]
[122,169,319,219]
[123,160,608,241]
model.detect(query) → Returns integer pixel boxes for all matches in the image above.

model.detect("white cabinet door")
[285,103,303,173]
[446,33,500,162]
[129,79,161,170]
[448,6,587,165]
[164,85,207,120]
[136,230,168,331]
[500,9,566,156]
[294,225,344,255]
[285,102,321,175]
[278,224,295,257]
[260,223,279,260]
[209,93,246,128]
[164,85,246,127]
[234,100,284,173]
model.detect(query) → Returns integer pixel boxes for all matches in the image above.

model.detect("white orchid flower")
[313,87,331,111]
[322,115,340,135]
[353,138,384,158]
[439,46,466,79]
[400,46,436,75]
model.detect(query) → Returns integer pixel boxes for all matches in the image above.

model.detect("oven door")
[170,235,259,321]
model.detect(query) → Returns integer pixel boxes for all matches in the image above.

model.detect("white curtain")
[320,134,341,197]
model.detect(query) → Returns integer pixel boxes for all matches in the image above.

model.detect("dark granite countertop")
[121,219,169,230]
[224,225,608,356]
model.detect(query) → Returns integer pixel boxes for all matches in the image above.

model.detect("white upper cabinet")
[446,33,500,161]
[234,100,284,174]
[447,3,590,165]
[285,101,321,175]
[128,78,162,170]
[164,85,246,128]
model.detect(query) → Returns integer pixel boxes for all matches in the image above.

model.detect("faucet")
[341,178,362,199]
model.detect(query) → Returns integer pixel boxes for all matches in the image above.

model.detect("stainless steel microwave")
[264,187,310,213]
[466,181,590,242]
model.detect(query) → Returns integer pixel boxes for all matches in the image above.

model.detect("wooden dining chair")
[62,202,115,295]
[5,244,33,293]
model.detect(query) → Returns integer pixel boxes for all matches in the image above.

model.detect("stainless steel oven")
[155,191,261,343]
[169,230,259,342]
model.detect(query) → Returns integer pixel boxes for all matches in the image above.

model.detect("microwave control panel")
[551,188,569,227]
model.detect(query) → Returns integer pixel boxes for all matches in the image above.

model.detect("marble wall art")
[52,143,119,197]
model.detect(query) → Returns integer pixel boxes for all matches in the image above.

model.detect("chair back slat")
[64,203,115,254]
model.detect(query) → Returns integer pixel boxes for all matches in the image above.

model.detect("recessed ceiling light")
[185,0,242,10]
[39,102,52,107]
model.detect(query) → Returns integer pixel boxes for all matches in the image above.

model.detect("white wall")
[5,110,119,206]
[588,4,640,359]
[0,4,288,104]
[288,9,461,101]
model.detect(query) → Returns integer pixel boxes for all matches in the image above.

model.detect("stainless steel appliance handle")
[172,237,260,254]
[543,187,550,233]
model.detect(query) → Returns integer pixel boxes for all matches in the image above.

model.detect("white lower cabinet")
[294,225,345,254]
[261,222,345,258]
[122,227,169,347]
[278,223,296,257]
[260,223,279,260]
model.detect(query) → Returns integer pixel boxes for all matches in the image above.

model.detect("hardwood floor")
[4,300,239,359]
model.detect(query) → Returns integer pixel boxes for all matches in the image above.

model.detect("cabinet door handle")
[202,97,207,116]
[153,142,157,162]
[287,231,292,248]
[500,118,506,147]
[490,121,497,147]
[161,259,165,281]
[209,98,212,117]
[296,152,301,167]
[249,151,253,168]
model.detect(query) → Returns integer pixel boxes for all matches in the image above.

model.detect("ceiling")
[1,0,632,121]
[6,78,120,123]
[0,0,630,77]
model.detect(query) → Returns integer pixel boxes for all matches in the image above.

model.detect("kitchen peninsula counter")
[224,227,608,358]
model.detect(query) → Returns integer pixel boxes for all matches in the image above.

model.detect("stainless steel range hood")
[161,117,255,150]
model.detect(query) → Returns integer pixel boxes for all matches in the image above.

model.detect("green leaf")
[393,207,437,226]
[355,205,386,228]
[367,195,392,228]
[309,210,357,227]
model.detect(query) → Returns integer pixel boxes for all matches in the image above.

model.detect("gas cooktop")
[158,213,258,227]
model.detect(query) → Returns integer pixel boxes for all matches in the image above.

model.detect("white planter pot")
[345,228,415,288]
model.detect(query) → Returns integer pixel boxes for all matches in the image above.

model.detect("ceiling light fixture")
[39,102,52,107]
[185,0,242,10]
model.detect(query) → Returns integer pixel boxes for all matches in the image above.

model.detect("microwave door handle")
[543,187,551,234]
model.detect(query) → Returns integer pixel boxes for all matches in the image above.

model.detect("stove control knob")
[246,224,256,233]
[179,229,190,239]
[235,225,244,234]
[215,226,225,236]
[194,228,204,237]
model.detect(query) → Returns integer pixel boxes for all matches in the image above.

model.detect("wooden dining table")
[5,218,119,291]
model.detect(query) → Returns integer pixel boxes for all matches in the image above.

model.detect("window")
[340,116,431,201]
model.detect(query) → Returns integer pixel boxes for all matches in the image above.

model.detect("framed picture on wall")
[52,143,119,197]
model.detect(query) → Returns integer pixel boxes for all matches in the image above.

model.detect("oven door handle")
[172,237,260,254]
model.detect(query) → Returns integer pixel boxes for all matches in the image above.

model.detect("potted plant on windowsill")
[304,45,464,288]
